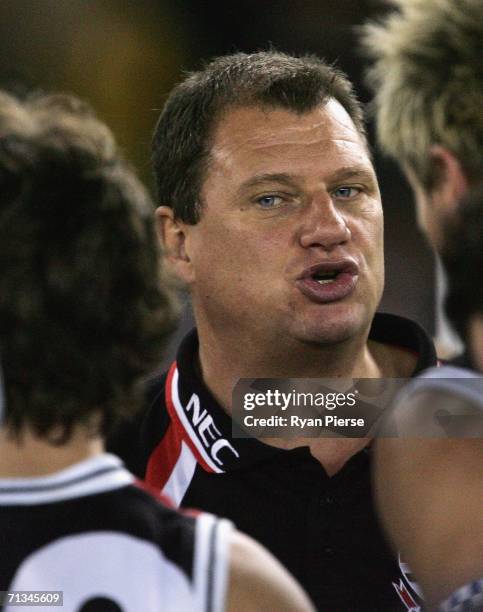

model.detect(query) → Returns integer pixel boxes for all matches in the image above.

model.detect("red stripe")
[165,362,216,473]
[145,420,182,490]
[145,363,184,489]
[393,580,419,611]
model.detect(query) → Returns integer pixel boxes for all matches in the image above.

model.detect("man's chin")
[299,327,360,347]
[293,307,371,347]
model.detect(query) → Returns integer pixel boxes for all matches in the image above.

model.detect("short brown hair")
[152,50,367,224]
[0,92,178,442]
[362,0,483,189]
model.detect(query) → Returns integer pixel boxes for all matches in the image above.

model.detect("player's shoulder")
[127,481,233,612]
[121,480,231,549]
[400,364,482,398]
[413,365,483,406]
[2,477,231,612]
[423,364,480,379]
[115,477,192,532]
[391,363,483,429]
[110,481,219,571]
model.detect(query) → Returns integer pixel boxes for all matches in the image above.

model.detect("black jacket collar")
[167,312,437,472]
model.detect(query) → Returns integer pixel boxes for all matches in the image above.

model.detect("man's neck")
[197,327,414,414]
[195,324,417,476]
[0,427,104,478]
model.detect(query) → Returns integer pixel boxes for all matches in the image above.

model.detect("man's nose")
[298,196,351,250]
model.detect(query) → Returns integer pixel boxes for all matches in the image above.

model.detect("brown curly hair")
[0,91,178,442]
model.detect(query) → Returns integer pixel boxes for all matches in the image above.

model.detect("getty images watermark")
[232,377,483,438]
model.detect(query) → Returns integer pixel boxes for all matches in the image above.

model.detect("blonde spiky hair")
[362,0,483,188]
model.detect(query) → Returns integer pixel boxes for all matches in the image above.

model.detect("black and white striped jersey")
[0,453,232,612]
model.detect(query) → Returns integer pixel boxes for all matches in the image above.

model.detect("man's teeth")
[313,272,338,284]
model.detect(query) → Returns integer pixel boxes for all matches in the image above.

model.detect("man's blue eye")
[333,186,360,199]
[257,195,282,208]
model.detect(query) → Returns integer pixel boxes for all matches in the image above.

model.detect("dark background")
[0,0,438,364]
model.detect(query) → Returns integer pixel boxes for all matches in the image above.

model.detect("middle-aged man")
[110,51,439,611]
[362,1,483,610]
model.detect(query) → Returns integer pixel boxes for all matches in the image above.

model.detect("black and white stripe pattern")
[0,454,133,505]
[194,513,232,612]
[0,453,232,611]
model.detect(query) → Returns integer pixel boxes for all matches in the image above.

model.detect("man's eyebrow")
[238,167,378,194]
[238,173,299,193]
[329,166,378,185]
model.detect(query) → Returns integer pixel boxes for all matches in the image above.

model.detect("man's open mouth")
[295,260,359,303]
[312,271,339,285]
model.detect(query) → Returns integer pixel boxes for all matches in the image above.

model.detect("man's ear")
[155,206,195,284]
[428,145,469,214]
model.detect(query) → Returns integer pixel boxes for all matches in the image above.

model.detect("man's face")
[183,100,384,347]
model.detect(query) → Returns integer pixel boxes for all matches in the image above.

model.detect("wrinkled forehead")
[210,99,365,153]
[203,99,373,185]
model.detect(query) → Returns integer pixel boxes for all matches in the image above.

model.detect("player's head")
[442,183,483,370]
[154,51,384,351]
[0,91,178,443]
[152,50,367,225]
[362,0,483,250]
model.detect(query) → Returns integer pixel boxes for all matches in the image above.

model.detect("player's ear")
[155,206,195,284]
[428,145,468,215]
